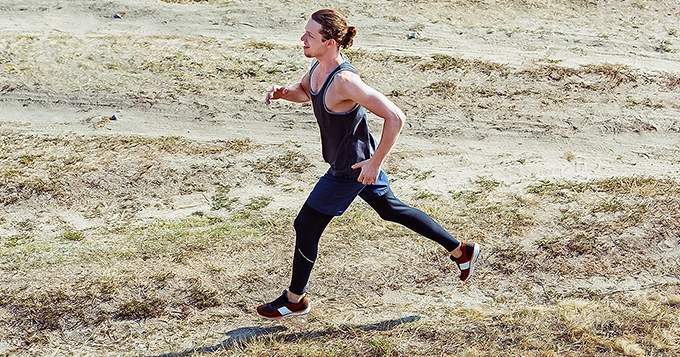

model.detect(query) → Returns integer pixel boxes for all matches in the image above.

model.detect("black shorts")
[305,169,390,216]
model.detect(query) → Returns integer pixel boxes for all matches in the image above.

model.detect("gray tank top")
[309,56,377,178]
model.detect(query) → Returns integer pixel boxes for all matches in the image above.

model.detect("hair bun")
[343,26,357,49]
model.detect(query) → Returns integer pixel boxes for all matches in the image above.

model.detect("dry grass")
[342,49,679,138]
[159,0,226,4]
[665,73,680,89]
[2,0,680,355]
[142,293,679,357]
[2,126,678,355]
[0,33,307,107]
[520,63,638,87]
[2,28,677,140]
[248,149,315,185]
[528,176,680,282]
[418,54,511,77]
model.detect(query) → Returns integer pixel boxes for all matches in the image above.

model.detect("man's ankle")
[286,290,305,304]
[450,244,463,259]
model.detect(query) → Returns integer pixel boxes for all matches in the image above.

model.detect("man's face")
[300,19,327,58]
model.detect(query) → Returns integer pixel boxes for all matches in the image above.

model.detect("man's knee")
[294,203,317,232]
[293,203,332,245]
[369,193,409,222]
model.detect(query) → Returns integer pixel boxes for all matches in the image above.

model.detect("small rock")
[114,12,125,19]
[407,31,419,40]
[110,114,117,120]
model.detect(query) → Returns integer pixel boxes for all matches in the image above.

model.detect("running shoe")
[451,242,480,281]
[256,290,310,320]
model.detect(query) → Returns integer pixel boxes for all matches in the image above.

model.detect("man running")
[257,9,480,320]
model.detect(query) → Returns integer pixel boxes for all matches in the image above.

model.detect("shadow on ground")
[149,315,421,357]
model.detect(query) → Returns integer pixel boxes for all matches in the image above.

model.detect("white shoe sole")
[466,243,480,280]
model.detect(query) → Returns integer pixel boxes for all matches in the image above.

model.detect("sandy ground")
[1,0,679,356]
[2,0,679,187]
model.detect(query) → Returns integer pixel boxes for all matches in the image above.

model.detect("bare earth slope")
[0,1,679,356]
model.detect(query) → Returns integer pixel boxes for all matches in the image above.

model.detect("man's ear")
[326,39,337,48]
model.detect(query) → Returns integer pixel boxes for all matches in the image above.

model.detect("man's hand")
[352,159,381,185]
[265,85,289,104]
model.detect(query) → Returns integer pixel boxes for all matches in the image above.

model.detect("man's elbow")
[393,110,406,130]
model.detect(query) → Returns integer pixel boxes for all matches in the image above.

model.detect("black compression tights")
[288,189,461,295]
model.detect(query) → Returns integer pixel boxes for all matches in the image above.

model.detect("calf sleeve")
[288,203,333,295]
[364,189,460,252]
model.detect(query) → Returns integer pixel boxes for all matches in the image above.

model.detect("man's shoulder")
[333,69,361,84]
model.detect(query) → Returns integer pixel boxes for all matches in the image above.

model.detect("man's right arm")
[265,74,311,104]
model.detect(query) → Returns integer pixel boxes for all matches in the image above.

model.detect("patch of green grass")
[414,170,435,181]
[246,195,273,211]
[450,176,502,204]
[212,186,237,211]
[0,240,61,269]
[127,211,292,261]
[61,226,85,241]
[3,232,32,248]
[450,189,484,204]
[1,196,296,270]
[474,176,502,192]
[328,208,388,241]
[370,337,399,356]
[412,187,441,200]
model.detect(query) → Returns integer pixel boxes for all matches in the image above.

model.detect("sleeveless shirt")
[309,56,377,178]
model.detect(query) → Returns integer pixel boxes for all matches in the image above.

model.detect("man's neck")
[315,51,344,72]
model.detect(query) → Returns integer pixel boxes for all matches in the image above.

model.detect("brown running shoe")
[451,242,480,281]
[256,290,311,320]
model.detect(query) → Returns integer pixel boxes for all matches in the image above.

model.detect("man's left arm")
[338,73,406,185]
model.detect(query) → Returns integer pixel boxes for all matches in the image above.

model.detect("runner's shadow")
[148,315,420,357]
[149,325,287,357]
